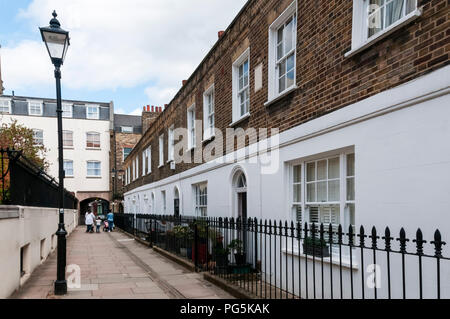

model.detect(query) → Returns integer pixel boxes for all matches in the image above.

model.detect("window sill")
[345,9,422,59]
[229,113,250,127]
[158,164,164,168]
[264,85,298,108]
[65,176,74,179]
[86,147,101,151]
[86,176,102,179]
[185,146,196,153]
[64,147,74,150]
[282,248,359,270]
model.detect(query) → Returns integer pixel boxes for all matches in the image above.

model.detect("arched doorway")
[79,197,110,224]
[232,169,248,263]
[174,187,180,217]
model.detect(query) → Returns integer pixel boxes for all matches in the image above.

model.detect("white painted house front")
[124,65,450,299]
[0,95,113,211]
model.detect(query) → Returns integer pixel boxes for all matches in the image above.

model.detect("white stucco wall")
[0,206,78,299]
[124,65,450,298]
[0,114,110,193]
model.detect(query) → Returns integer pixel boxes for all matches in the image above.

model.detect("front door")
[238,191,248,260]
[174,198,180,217]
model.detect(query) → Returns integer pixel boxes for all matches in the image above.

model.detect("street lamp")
[40,10,70,296]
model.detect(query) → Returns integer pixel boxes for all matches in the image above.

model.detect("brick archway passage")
[10,226,234,299]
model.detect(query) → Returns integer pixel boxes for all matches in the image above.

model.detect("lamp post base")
[54,280,67,295]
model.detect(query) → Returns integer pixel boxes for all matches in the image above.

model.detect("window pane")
[293,165,301,183]
[293,205,302,224]
[386,0,404,27]
[279,60,286,77]
[306,162,315,182]
[307,183,316,202]
[277,26,284,60]
[317,160,327,180]
[368,7,384,37]
[406,0,416,14]
[293,184,301,203]
[328,180,340,201]
[317,181,327,202]
[347,177,355,201]
[284,17,293,54]
[286,70,295,89]
[347,203,356,226]
[278,75,286,93]
[347,153,355,176]
[328,157,340,179]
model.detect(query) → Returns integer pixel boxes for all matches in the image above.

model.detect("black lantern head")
[39,11,70,67]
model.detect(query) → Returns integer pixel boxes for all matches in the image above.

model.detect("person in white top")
[85,210,95,233]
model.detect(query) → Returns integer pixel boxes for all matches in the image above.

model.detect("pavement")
[10,226,234,299]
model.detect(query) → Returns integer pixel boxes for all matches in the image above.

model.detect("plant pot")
[180,247,187,257]
[302,243,330,258]
[234,253,246,265]
[215,254,229,268]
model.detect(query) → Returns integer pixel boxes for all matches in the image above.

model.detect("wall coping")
[0,206,20,219]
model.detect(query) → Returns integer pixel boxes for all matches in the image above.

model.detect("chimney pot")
[147,105,150,111]
[182,80,187,86]
[218,31,225,38]
[151,105,154,112]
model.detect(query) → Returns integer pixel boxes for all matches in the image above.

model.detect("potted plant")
[213,242,229,268]
[228,239,246,265]
[302,236,330,257]
[173,225,193,257]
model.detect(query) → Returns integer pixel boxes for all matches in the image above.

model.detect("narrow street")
[10,227,233,299]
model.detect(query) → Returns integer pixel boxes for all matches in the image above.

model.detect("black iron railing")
[0,148,78,209]
[114,213,450,299]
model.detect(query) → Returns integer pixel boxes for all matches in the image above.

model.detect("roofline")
[1,94,112,106]
[125,0,253,162]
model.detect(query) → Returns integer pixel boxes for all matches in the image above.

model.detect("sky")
[0,0,247,115]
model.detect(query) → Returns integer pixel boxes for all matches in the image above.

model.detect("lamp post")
[40,11,70,296]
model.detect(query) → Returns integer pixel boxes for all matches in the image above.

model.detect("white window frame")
[203,84,215,140]
[33,129,44,146]
[161,191,166,215]
[86,105,100,120]
[86,132,101,149]
[267,1,298,104]
[64,160,74,177]
[231,48,250,124]
[187,104,196,150]
[288,149,355,255]
[142,151,146,176]
[346,0,421,57]
[63,130,73,148]
[86,161,101,177]
[0,98,11,114]
[168,125,175,162]
[121,126,133,133]
[123,147,132,162]
[62,103,73,118]
[28,100,43,116]
[193,183,208,217]
[146,147,152,174]
[159,134,164,167]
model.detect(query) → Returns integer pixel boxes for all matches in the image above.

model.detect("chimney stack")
[142,103,162,133]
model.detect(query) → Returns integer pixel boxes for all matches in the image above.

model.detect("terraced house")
[123,0,449,298]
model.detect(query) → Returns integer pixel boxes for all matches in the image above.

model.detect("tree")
[0,119,49,171]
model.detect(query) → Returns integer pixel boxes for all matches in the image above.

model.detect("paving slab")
[10,226,234,299]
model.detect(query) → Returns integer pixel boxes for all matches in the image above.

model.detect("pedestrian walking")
[95,216,102,233]
[106,210,114,232]
[85,210,95,233]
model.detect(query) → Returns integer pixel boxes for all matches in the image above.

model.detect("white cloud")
[2,0,247,107]
[129,108,143,116]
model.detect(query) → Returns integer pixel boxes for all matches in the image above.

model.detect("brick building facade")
[122,0,449,299]
[124,0,448,189]
[110,108,162,212]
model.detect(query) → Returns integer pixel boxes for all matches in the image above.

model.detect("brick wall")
[125,0,449,192]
